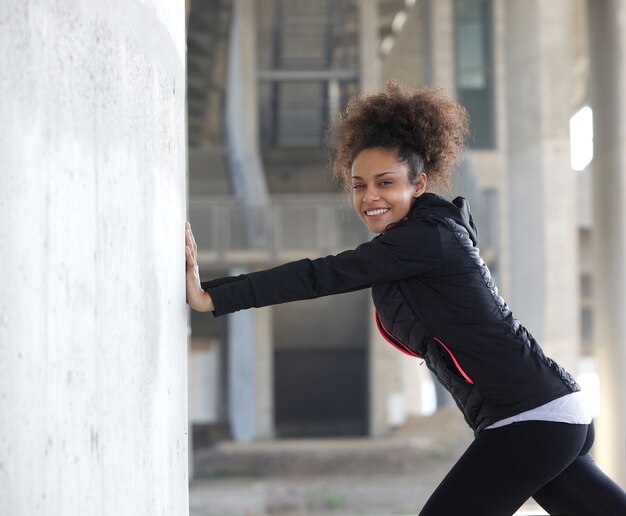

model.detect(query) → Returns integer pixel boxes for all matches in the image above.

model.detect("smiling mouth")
[365,208,390,216]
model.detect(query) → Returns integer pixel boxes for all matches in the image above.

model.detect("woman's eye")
[380,180,393,186]
[352,184,365,190]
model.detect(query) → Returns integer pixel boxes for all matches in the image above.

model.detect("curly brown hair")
[327,81,469,191]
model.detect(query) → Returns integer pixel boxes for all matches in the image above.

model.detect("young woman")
[185,82,626,515]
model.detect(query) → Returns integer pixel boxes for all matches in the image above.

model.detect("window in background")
[454,0,495,149]
[570,106,594,171]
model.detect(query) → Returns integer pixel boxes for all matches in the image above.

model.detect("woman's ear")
[414,172,428,197]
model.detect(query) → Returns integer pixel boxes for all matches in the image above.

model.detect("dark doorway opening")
[274,347,367,437]
[273,291,370,437]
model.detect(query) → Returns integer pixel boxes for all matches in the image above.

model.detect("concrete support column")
[228,269,274,441]
[357,0,394,436]
[504,0,580,375]
[587,0,626,487]
[401,355,435,417]
[369,317,434,434]
[358,0,382,93]
[0,1,188,514]
[226,0,270,246]
[368,311,402,436]
[422,0,455,92]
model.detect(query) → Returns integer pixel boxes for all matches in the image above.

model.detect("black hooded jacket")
[202,193,579,433]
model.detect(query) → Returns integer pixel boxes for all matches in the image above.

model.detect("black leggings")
[420,421,626,515]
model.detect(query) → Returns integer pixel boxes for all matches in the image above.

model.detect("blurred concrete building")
[187,0,625,486]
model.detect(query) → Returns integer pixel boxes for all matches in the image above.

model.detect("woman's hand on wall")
[185,221,215,312]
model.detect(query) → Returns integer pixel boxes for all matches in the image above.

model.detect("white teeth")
[366,208,389,216]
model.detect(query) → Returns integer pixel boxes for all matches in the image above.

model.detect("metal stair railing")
[187,0,232,148]
[259,0,359,147]
[189,194,366,266]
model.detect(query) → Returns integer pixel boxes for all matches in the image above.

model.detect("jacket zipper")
[432,337,475,385]
[374,311,423,359]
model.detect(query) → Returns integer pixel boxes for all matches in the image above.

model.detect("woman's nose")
[363,187,380,202]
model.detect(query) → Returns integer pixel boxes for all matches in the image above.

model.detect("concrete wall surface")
[0,1,188,515]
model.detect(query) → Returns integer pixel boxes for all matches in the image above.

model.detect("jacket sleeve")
[202,221,442,316]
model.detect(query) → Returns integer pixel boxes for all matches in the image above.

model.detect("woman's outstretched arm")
[185,221,214,312]
[195,219,443,316]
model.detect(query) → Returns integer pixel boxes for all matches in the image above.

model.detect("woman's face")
[351,147,427,233]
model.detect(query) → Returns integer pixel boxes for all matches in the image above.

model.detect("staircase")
[186,0,232,148]
[258,0,359,147]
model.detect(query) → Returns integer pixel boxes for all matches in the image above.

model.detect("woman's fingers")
[185,230,192,259]
[189,226,198,255]
[185,245,194,267]
[185,224,191,249]
[185,227,196,261]
[185,222,198,259]
[185,226,200,284]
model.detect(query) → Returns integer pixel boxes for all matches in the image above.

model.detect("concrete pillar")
[189,340,222,424]
[357,0,392,436]
[226,0,270,247]
[489,0,513,300]
[381,2,423,85]
[587,0,626,487]
[401,354,436,417]
[0,1,188,515]
[369,312,403,436]
[227,269,274,441]
[422,0,455,92]
[504,0,580,375]
[358,0,382,93]
[370,320,435,432]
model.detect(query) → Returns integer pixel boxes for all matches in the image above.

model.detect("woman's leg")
[533,422,626,515]
[419,421,588,516]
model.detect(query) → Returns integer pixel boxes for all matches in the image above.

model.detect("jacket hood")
[407,193,479,245]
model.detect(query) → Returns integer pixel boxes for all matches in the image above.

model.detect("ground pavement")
[189,409,547,515]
